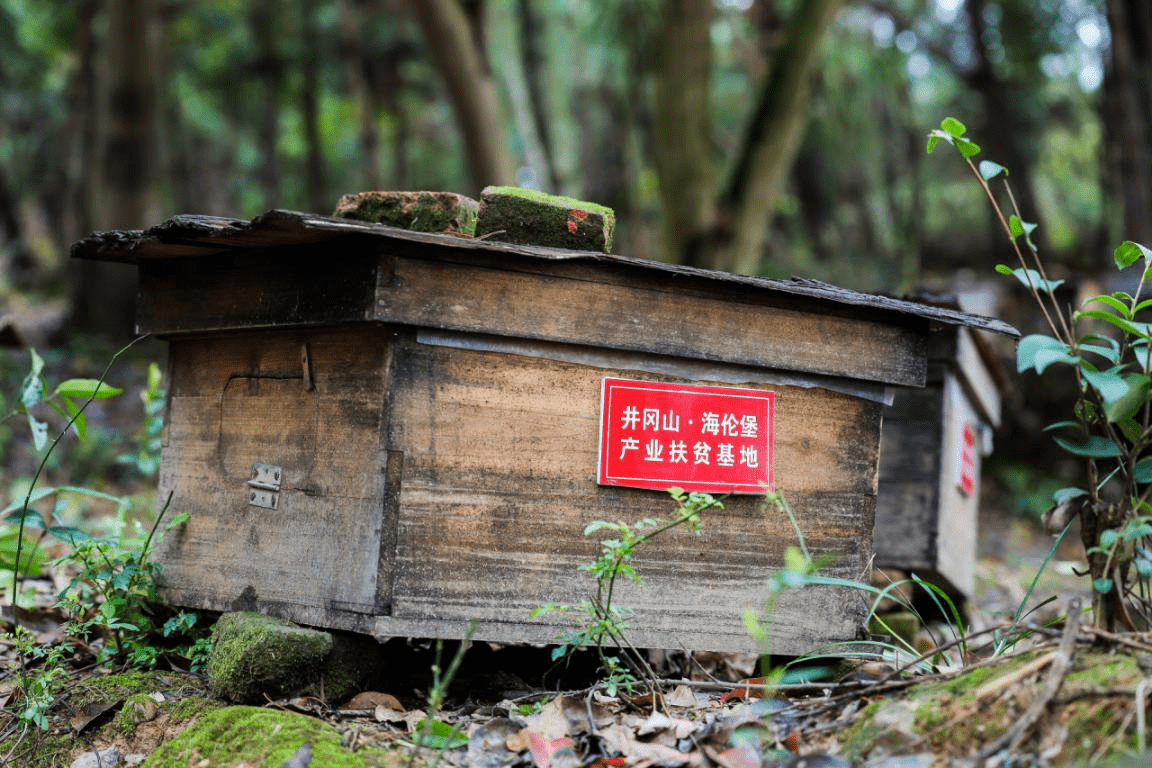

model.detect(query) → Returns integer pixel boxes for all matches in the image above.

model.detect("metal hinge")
[247,463,282,509]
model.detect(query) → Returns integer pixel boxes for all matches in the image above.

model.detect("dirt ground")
[4,502,1148,768]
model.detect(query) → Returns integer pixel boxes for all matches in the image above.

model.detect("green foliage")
[2,342,208,731]
[930,116,1152,630]
[533,488,720,694]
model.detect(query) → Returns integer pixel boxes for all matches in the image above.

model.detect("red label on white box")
[597,378,775,494]
[958,422,976,497]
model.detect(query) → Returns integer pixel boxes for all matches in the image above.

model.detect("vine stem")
[9,335,149,628]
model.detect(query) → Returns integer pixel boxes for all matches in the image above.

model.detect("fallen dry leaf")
[345,690,404,711]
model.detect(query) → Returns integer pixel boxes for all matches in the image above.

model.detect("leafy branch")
[929,116,1152,631]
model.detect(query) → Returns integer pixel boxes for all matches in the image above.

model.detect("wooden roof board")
[71,209,1019,338]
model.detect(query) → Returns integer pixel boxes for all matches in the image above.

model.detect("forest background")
[1,0,1150,514]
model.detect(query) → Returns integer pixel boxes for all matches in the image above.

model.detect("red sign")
[958,422,976,497]
[597,378,775,494]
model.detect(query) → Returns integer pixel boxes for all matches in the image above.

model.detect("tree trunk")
[299,0,327,213]
[715,0,846,275]
[960,0,1048,264]
[407,0,514,193]
[1102,0,1152,246]
[339,0,382,190]
[75,0,163,339]
[652,0,716,267]
[250,1,283,209]
[516,0,559,191]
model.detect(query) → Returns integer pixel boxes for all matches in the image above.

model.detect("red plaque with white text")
[597,378,775,494]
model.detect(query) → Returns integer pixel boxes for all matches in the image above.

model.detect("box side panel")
[875,386,944,572]
[136,246,378,334]
[375,253,927,387]
[385,339,880,654]
[155,327,391,632]
[934,374,980,597]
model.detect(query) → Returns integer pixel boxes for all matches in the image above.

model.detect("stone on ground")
[332,190,479,235]
[205,612,379,704]
[476,186,615,253]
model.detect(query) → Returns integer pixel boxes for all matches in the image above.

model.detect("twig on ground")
[977,597,1082,758]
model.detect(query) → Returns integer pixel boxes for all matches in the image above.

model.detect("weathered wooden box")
[72,211,1014,655]
[875,304,1005,600]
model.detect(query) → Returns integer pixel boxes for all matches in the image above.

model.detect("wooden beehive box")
[875,300,1006,600]
[72,210,1015,655]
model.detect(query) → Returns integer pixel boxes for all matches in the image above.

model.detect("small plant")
[406,623,476,768]
[533,488,721,694]
[2,342,207,731]
[929,116,1152,631]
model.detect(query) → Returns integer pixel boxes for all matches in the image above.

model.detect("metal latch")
[247,463,282,509]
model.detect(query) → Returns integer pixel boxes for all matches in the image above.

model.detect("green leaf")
[1104,374,1150,422]
[1135,457,1152,484]
[54,378,123,400]
[1074,310,1152,339]
[20,349,45,410]
[54,396,86,441]
[1081,368,1130,404]
[1052,434,1124,458]
[1009,216,1024,238]
[1122,522,1152,541]
[1016,334,1078,374]
[1084,294,1133,320]
[47,526,91,545]
[414,720,468,749]
[1099,529,1119,550]
[784,546,810,575]
[941,117,967,137]
[27,414,48,452]
[1094,578,1114,594]
[1052,487,1088,505]
[1114,241,1152,270]
[979,160,1008,180]
[997,265,1064,294]
[1137,559,1152,579]
[956,137,981,158]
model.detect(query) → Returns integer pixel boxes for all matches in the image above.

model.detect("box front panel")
[156,327,391,632]
[385,337,880,654]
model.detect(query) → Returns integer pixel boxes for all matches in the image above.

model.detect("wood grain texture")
[374,249,928,387]
[385,337,878,654]
[136,246,378,334]
[875,385,943,572]
[154,327,392,630]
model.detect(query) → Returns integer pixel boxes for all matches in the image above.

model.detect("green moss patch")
[476,185,615,252]
[142,705,401,767]
[206,611,380,704]
[837,649,1143,765]
[333,190,479,235]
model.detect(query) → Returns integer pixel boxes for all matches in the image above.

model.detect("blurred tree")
[73,0,164,339]
[1102,0,1152,246]
[653,0,847,274]
[406,0,514,194]
[515,0,560,192]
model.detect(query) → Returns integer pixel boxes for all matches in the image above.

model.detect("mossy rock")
[206,611,380,704]
[333,190,479,235]
[9,670,213,768]
[476,185,615,253]
[142,705,400,767]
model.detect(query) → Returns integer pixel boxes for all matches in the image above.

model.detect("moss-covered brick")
[205,612,379,704]
[476,185,615,253]
[332,190,479,235]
